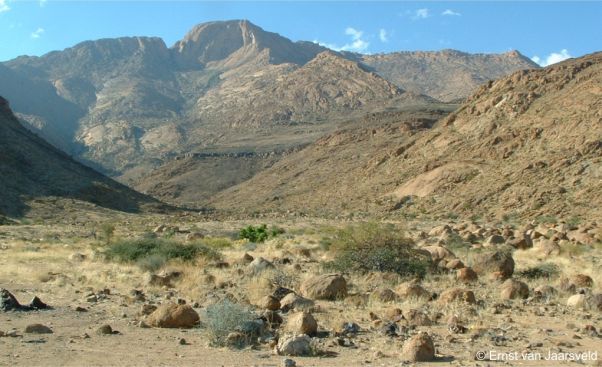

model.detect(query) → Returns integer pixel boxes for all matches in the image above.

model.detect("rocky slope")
[211,52,602,221]
[0,20,537,193]
[0,96,161,217]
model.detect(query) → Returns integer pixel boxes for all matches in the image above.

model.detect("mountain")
[0,19,539,200]
[357,49,540,102]
[210,52,602,221]
[0,96,161,218]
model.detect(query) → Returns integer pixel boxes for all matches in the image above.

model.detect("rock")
[272,286,295,301]
[337,322,360,336]
[533,238,560,256]
[258,295,281,311]
[567,294,587,309]
[179,337,188,345]
[28,296,49,310]
[75,306,88,312]
[500,279,529,300]
[248,257,275,273]
[145,271,182,288]
[281,358,297,367]
[0,288,23,311]
[139,304,158,316]
[300,274,347,300]
[146,303,200,328]
[153,224,166,233]
[24,324,53,334]
[483,235,505,246]
[401,331,436,362]
[533,285,557,298]
[439,288,476,304]
[406,309,432,326]
[396,281,431,300]
[280,293,315,312]
[186,232,204,241]
[508,235,533,249]
[472,250,514,279]
[428,225,452,237]
[286,311,318,336]
[69,252,86,262]
[226,332,248,347]
[96,324,116,335]
[571,274,594,288]
[277,334,312,356]
[590,293,602,312]
[241,252,254,264]
[457,267,478,283]
[384,308,403,322]
[422,245,455,262]
[445,259,464,270]
[371,287,399,303]
[262,310,283,328]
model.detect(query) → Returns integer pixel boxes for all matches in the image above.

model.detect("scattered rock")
[396,281,431,300]
[281,358,297,367]
[457,267,478,283]
[0,289,50,311]
[422,245,455,262]
[69,253,86,262]
[571,274,594,288]
[439,288,476,304]
[401,331,436,362]
[286,311,318,336]
[472,250,514,279]
[248,257,275,273]
[186,232,204,241]
[371,287,399,303]
[280,293,315,312]
[24,324,53,334]
[258,295,281,311]
[567,294,587,309]
[300,274,347,300]
[483,234,505,246]
[500,279,529,300]
[405,309,432,326]
[146,303,200,328]
[96,324,117,335]
[277,334,312,356]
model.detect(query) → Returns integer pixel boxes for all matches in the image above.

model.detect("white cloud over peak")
[442,9,461,16]
[379,29,388,43]
[413,8,430,20]
[0,0,10,13]
[531,49,572,67]
[30,27,45,39]
[316,26,370,53]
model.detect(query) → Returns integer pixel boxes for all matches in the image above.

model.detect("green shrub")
[204,300,257,347]
[517,263,560,279]
[322,222,431,278]
[239,224,284,243]
[99,223,115,244]
[105,237,221,266]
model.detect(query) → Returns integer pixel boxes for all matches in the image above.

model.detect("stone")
[96,324,115,335]
[24,324,53,334]
[139,304,158,316]
[457,267,478,283]
[472,250,515,279]
[401,332,436,362]
[286,311,318,336]
[186,232,204,241]
[241,252,254,264]
[439,288,476,304]
[146,303,200,328]
[405,309,432,326]
[281,358,297,367]
[258,295,281,311]
[445,259,465,270]
[422,245,455,262]
[280,293,315,312]
[533,285,557,298]
[396,281,431,300]
[262,310,283,328]
[277,334,312,356]
[567,294,587,309]
[371,287,399,303]
[300,274,347,300]
[69,253,86,262]
[1,288,23,311]
[571,274,594,288]
[248,257,275,273]
[500,279,529,300]
[384,308,403,322]
[483,235,505,246]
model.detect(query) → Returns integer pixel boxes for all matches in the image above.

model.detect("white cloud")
[442,9,461,16]
[413,8,430,20]
[379,29,388,43]
[315,26,370,53]
[39,0,47,7]
[30,27,45,39]
[531,49,573,67]
[0,0,10,13]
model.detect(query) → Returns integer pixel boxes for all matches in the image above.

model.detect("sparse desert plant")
[323,222,431,278]
[202,237,234,249]
[99,223,115,244]
[239,224,284,243]
[104,237,221,267]
[517,262,560,279]
[204,299,257,347]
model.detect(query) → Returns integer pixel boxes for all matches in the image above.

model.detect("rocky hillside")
[358,49,540,102]
[211,52,602,221]
[0,96,161,218]
[0,20,537,191]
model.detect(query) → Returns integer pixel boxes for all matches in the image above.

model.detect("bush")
[99,223,115,244]
[204,300,257,347]
[517,263,560,279]
[239,224,284,243]
[105,237,221,267]
[323,222,431,278]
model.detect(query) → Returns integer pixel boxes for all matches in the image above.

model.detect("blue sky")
[0,1,600,65]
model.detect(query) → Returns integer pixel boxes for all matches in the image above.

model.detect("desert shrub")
[136,254,167,272]
[204,299,257,347]
[322,222,431,278]
[99,223,115,244]
[517,263,560,279]
[239,224,284,243]
[202,237,234,249]
[105,237,221,266]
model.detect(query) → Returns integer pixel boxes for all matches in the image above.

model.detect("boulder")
[567,294,587,309]
[146,303,200,328]
[401,332,436,362]
[457,267,478,283]
[277,334,312,356]
[300,274,347,300]
[24,324,53,334]
[405,309,432,326]
[280,293,315,312]
[286,311,318,336]
[258,295,281,311]
[483,235,505,247]
[500,279,529,300]
[472,250,514,279]
[439,288,476,304]
[422,245,455,262]
[370,288,399,303]
[396,281,431,300]
[248,257,275,273]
